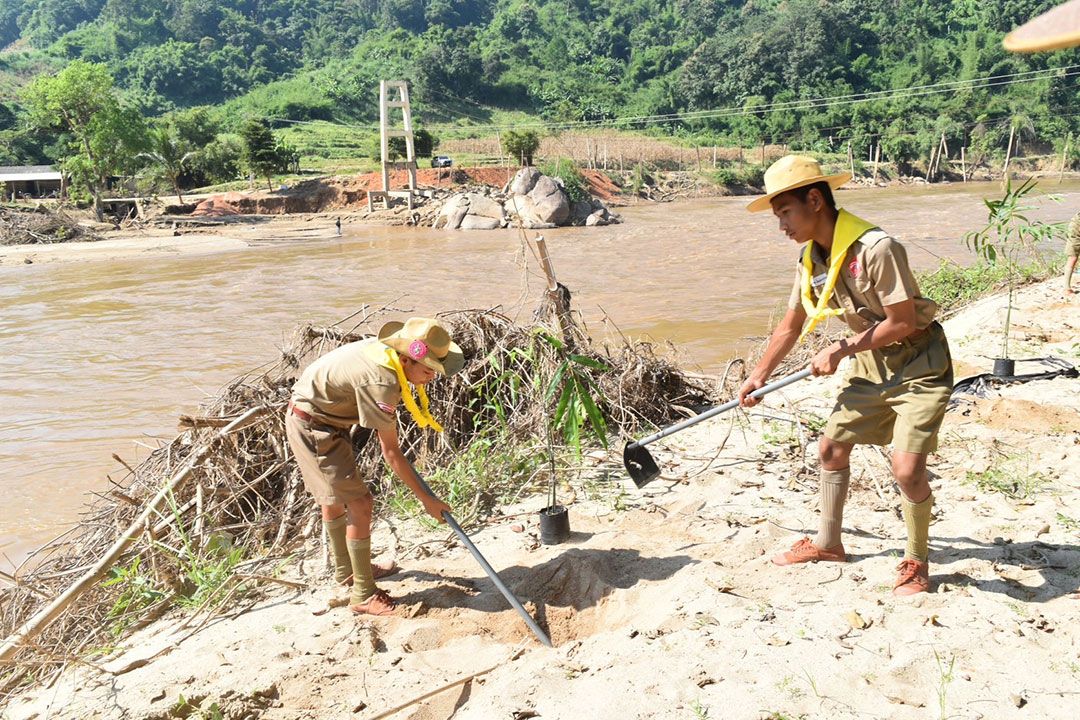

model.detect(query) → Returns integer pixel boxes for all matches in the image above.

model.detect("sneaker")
[893,558,930,596]
[771,537,847,566]
[349,588,395,616]
[338,561,399,587]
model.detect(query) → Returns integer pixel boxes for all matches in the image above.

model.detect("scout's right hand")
[738,376,766,408]
[422,496,452,523]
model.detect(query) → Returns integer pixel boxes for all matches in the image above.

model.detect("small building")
[0,165,65,200]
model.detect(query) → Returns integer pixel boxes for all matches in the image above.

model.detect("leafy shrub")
[541,157,590,203]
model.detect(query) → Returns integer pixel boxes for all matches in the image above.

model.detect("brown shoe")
[893,558,930,596]
[349,589,396,616]
[338,561,399,587]
[771,537,847,566]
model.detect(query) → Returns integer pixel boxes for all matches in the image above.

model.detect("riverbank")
[2,172,1074,269]
[5,276,1079,720]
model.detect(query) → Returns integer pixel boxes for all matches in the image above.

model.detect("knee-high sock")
[815,467,850,548]
[347,537,377,604]
[324,513,352,584]
[901,492,933,562]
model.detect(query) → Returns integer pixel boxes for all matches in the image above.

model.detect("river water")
[2,181,1077,565]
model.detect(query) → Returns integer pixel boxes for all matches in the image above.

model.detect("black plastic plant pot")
[992,358,1015,377]
[539,504,570,545]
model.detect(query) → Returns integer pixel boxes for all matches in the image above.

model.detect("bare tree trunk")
[1003,125,1016,179]
[1059,137,1071,184]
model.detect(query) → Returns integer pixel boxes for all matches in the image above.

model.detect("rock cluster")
[433,167,618,230]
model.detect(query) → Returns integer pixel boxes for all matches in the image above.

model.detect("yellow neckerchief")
[380,345,444,432]
[798,209,877,342]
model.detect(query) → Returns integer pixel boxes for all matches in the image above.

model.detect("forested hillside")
[1,1,1078,172]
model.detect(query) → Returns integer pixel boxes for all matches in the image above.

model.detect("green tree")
[503,129,540,166]
[240,118,281,191]
[138,125,196,202]
[188,134,243,186]
[22,61,147,220]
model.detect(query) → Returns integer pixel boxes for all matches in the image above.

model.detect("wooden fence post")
[1003,125,1016,179]
[1059,137,1071,184]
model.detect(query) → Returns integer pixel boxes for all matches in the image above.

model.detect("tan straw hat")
[1004,0,1080,52]
[378,317,464,376]
[746,154,852,213]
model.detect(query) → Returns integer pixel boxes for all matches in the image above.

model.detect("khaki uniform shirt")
[1067,212,1080,256]
[786,229,938,333]
[291,338,401,432]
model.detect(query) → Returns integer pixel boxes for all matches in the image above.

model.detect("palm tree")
[138,126,196,203]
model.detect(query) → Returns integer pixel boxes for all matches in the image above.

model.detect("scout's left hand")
[810,343,845,376]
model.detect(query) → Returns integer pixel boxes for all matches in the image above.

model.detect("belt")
[288,402,316,423]
[882,322,937,351]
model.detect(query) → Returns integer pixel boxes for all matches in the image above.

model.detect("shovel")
[408,462,552,647]
[623,367,812,488]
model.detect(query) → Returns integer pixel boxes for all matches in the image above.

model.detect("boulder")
[570,200,593,222]
[460,214,502,230]
[463,193,505,223]
[436,195,469,230]
[521,175,570,225]
[585,210,608,227]
[435,192,506,230]
[510,167,542,196]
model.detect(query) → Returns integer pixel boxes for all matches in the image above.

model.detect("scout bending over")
[738,155,953,596]
[285,317,462,615]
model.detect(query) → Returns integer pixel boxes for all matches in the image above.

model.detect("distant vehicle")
[431,155,453,168]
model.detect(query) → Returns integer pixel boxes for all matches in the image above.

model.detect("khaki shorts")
[1067,231,1080,258]
[824,322,953,454]
[285,411,373,505]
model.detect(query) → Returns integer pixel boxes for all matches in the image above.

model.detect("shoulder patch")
[376,401,396,415]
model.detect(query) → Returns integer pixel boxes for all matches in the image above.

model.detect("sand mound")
[973,397,1080,434]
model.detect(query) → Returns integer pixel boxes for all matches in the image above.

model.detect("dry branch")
[0,306,712,702]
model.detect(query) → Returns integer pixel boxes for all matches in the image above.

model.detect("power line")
[426,65,1080,133]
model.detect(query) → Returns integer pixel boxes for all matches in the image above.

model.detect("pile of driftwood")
[0,207,100,246]
[0,305,713,699]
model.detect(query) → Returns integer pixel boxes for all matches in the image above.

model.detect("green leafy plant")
[963,455,1048,501]
[138,125,196,202]
[540,158,590,203]
[503,129,540,166]
[933,649,956,720]
[537,329,610,456]
[157,491,244,611]
[964,178,1062,360]
[384,430,545,528]
[102,556,166,637]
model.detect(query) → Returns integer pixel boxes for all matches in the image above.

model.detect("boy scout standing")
[285,317,463,615]
[738,155,953,596]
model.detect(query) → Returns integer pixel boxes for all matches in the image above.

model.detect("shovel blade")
[623,441,660,488]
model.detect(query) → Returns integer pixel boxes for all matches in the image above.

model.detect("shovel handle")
[628,367,812,450]
[408,463,553,648]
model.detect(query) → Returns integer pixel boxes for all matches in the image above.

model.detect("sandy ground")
[6,279,1080,720]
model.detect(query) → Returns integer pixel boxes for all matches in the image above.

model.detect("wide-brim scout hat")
[746,154,852,213]
[1003,0,1080,52]
[378,317,464,376]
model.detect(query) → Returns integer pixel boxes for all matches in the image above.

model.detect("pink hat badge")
[408,339,429,360]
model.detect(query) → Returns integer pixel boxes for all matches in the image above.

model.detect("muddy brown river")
[2,181,1078,564]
